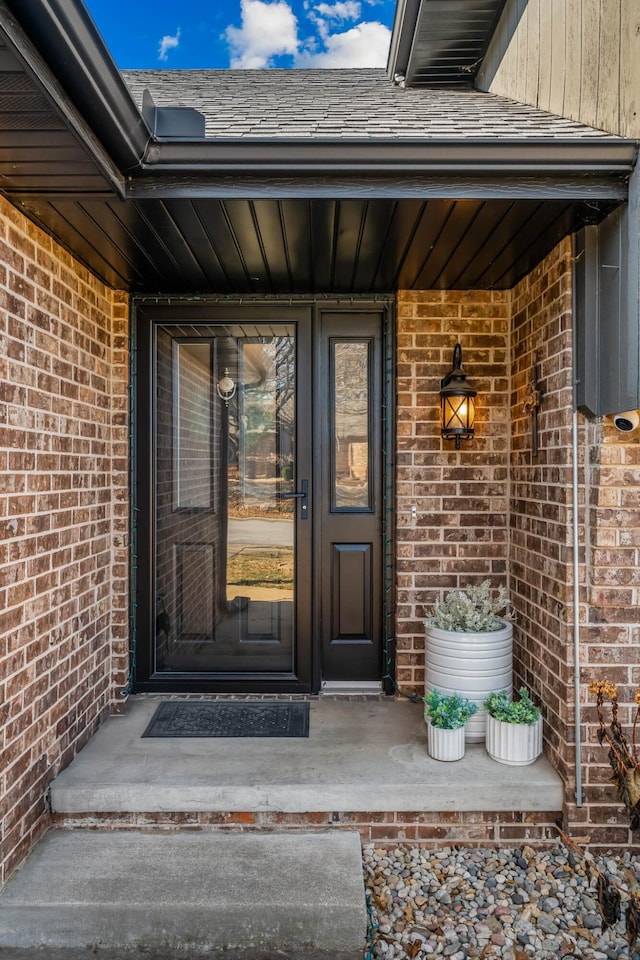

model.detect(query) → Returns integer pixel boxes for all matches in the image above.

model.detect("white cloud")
[314,1,361,20]
[295,20,391,67]
[225,0,299,68]
[158,28,181,62]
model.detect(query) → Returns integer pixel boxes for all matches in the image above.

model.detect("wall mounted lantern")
[440,343,476,449]
[216,368,236,407]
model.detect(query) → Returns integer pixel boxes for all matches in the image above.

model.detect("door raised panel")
[331,543,372,642]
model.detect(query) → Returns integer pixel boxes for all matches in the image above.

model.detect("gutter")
[141,137,638,177]
[2,0,152,174]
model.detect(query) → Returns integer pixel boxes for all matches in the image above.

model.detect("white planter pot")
[426,721,465,762]
[424,622,513,743]
[486,714,543,766]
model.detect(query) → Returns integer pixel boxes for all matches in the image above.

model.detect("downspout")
[572,408,583,807]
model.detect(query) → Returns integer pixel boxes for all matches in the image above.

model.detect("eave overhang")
[2,0,151,172]
[387,0,508,87]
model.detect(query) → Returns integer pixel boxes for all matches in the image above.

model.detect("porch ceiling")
[17,194,607,293]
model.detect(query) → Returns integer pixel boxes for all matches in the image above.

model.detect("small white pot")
[426,721,465,762]
[486,714,543,766]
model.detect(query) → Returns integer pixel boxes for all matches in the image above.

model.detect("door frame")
[130,298,395,694]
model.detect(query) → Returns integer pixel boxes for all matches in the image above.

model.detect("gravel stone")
[363,844,640,960]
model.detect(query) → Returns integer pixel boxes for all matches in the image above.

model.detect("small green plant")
[425,580,514,633]
[423,689,478,730]
[484,687,540,725]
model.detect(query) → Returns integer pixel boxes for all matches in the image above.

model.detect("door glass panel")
[332,339,371,510]
[154,324,295,674]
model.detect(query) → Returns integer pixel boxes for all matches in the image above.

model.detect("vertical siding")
[477,0,640,139]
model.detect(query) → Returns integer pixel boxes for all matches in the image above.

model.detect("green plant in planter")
[484,687,540,725]
[426,580,515,633]
[423,689,478,730]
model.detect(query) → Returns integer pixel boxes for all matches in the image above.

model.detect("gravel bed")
[363,844,640,960]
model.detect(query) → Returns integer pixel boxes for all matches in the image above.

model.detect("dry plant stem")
[633,706,640,767]
[556,824,640,906]
[596,694,631,772]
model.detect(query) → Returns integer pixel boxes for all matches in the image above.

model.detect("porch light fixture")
[216,368,236,407]
[440,344,476,449]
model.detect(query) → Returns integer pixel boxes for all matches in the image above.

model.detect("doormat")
[142,701,310,738]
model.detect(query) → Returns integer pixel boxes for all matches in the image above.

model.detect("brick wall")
[397,244,640,848]
[0,196,129,884]
[509,238,575,796]
[52,809,560,846]
[395,290,510,694]
[508,239,640,848]
[576,417,640,845]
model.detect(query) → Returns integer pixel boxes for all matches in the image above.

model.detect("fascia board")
[386,0,422,80]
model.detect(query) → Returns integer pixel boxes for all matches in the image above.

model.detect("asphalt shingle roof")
[122,68,615,141]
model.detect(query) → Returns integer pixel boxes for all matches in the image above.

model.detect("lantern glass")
[441,394,475,437]
[439,344,477,449]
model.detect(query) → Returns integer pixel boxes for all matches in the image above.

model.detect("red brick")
[0,195,129,885]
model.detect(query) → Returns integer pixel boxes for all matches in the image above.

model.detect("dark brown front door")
[316,310,384,682]
[134,303,385,693]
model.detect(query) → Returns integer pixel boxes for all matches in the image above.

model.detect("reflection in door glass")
[154,325,295,675]
[333,340,371,510]
[174,342,211,510]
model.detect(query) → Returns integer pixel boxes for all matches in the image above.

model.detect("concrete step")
[49,698,564,816]
[0,829,367,959]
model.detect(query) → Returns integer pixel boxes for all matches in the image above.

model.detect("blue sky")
[84,0,396,69]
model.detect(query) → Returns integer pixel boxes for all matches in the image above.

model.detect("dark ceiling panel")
[18,195,612,295]
[188,199,253,290]
[372,201,427,290]
[351,201,399,291]
[453,199,539,287]
[44,200,135,288]
[223,200,270,288]
[86,200,164,283]
[308,201,336,291]
[439,199,514,287]
[250,200,292,291]
[160,200,233,290]
[397,200,455,288]
[475,202,575,287]
[489,205,578,288]
[333,200,368,291]
[414,200,485,287]
[135,200,211,290]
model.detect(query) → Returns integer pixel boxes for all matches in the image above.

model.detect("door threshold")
[320,681,383,698]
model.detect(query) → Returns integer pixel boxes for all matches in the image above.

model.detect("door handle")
[279,479,308,519]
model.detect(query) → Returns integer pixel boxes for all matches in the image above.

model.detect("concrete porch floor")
[50,697,563,815]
